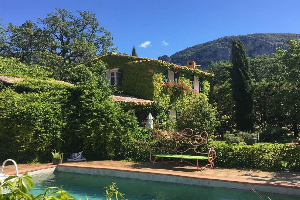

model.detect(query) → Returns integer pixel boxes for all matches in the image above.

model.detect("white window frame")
[106,68,119,86]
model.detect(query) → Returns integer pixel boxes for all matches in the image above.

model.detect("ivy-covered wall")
[96,53,214,100]
[0,58,144,163]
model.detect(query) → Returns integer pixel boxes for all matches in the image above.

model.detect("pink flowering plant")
[162,82,196,100]
[174,65,180,74]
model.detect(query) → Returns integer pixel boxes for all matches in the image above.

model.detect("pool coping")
[53,165,300,197]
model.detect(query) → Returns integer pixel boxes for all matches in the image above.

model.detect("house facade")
[98,53,213,101]
[94,53,214,124]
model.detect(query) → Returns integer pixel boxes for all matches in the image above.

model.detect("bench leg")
[197,159,199,171]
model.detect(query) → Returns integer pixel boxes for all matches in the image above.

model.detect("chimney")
[187,61,196,69]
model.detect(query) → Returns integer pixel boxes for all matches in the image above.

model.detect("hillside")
[158,33,300,69]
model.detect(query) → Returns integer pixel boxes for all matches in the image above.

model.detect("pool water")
[31,172,298,200]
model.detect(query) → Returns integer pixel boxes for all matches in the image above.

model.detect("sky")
[1,0,300,59]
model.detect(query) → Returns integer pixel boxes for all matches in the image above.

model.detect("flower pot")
[52,158,63,165]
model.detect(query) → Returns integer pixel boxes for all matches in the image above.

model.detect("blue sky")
[1,0,300,59]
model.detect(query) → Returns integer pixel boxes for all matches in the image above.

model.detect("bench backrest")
[152,128,215,156]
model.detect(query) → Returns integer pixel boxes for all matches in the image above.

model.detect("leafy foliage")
[275,40,300,83]
[222,130,257,144]
[0,56,50,79]
[212,81,235,133]
[0,8,116,80]
[59,60,141,161]
[0,82,71,162]
[51,150,63,159]
[0,58,145,163]
[0,174,76,199]
[211,39,300,138]
[37,9,116,63]
[162,82,196,103]
[97,54,213,101]
[249,55,283,82]
[231,39,253,131]
[104,182,127,200]
[176,94,219,134]
[131,46,137,56]
[208,60,231,86]
[211,141,300,171]
[0,174,130,200]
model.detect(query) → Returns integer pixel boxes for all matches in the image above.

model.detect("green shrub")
[222,130,257,144]
[259,126,288,142]
[0,56,50,79]
[0,59,145,163]
[223,133,244,144]
[211,141,300,171]
[176,93,219,134]
[0,86,68,162]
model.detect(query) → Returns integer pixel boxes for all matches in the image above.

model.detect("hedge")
[211,141,300,171]
[0,59,142,163]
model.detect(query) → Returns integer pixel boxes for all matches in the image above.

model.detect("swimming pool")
[30,171,298,200]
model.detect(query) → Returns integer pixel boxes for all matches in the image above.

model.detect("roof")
[112,94,154,105]
[0,76,24,83]
[0,75,154,105]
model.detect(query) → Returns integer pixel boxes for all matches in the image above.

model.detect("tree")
[249,55,284,83]
[38,8,116,63]
[177,94,219,134]
[275,40,300,83]
[2,21,46,62]
[0,19,7,54]
[274,40,300,137]
[0,8,117,79]
[132,45,137,56]
[208,60,232,86]
[230,39,253,131]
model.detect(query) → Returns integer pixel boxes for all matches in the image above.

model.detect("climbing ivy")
[92,54,217,132]
[0,82,72,162]
[93,53,145,69]
[95,53,213,100]
[0,58,143,163]
[0,56,50,79]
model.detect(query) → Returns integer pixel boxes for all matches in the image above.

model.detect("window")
[174,72,179,83]
[110,72,116,85]
[199,77,203,93]
[163,70,168,83]
[107,68,120,86]
[117,69,123,85]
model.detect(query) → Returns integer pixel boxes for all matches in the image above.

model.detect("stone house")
[96,53,213,123]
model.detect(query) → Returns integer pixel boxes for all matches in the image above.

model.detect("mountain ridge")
[158,33,300,69]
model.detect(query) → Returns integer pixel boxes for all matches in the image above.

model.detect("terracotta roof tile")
[0,76,154,105]
[112,94,154,104]
[0,76,23,83]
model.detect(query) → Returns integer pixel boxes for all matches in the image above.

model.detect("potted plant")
[52,150,63,165]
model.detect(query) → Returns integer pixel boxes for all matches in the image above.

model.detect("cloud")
[162,41,169,46]
[139,41,151,48]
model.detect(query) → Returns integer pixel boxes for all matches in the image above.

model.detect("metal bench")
[150,128,216,170]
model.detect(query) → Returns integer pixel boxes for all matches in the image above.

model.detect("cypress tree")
[230,39,253,131]
[132,46,137,56]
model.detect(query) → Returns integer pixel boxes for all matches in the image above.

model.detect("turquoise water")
[31,172,298,200]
